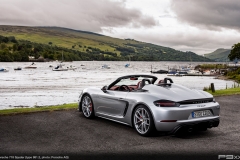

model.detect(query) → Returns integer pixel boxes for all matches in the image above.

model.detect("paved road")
[0,95,240,160]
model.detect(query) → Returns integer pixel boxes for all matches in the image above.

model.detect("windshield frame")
[107,75,157,90]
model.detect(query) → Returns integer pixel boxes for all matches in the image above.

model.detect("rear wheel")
[81,94,95,119]
[133,105,155,136]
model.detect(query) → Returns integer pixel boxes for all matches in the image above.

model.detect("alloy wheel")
[82,95,93,118]
[134,108,150,134]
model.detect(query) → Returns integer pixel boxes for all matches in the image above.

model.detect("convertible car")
[78,75,220,136]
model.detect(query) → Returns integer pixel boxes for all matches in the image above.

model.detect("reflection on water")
[0,61,234,110]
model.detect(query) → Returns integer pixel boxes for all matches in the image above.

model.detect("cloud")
[1,0,238,55]
[171,0,240,31]
[0,0,157,32]
[107,26,239,54]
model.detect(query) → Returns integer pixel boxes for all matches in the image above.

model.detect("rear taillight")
[154,100,180,107]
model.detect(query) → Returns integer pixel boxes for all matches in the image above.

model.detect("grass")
[227,68,240,83]
[198,64,227,69]
[0,26,213,61]
[206,87,240,96]
[204,48,230,61]
[0,26,121,54]
[0,103,78,116]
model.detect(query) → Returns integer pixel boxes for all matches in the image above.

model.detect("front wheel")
[133,105,155,136]
[81,94,95,119]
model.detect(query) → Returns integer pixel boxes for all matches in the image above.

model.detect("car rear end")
[151,98,220,134]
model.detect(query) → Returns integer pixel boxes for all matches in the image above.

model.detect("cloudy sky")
[0,0,240,54]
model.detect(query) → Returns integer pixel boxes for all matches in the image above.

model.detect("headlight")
[154,100,180,107]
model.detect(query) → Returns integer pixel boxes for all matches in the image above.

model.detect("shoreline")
[214,75,231,81]
[214,75,239,84]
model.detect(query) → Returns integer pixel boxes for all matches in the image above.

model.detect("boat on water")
[125,63,133,68]
[167,71,188,77]
[52,51,69,71]
[168,70,177,75]
[52,64,68,71]
[14,67,22,70]
[151,69,168,74]
[25,62,37,69]
[167,64,196,76]
[0,68,9,72]
[177,71,188,75]
[187,69,202,75]
[102,64,110,69]
[125,63,130,68]
[167,66,178,74]
[125,56,132,68]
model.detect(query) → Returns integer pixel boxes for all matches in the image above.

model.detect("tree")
[9,36,17,43]
[43,52,49,58]
[228,43,240,61]
[12,52,22,61]
[2,37,9,43]
[13,44,18,51]
[0,43,7,50]
[19,51,29,61]
[0,49,13,62]
[48,54,54,60]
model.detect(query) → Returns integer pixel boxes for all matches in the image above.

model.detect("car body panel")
[78,75,220,133]
[96,90,128,117]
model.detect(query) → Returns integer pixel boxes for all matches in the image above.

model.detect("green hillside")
[204,48,231,62]
[0,25,212,62]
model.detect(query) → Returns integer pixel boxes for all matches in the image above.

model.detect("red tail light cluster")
[154,100,180,107]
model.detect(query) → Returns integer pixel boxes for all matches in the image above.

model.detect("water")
[0,61,234,110]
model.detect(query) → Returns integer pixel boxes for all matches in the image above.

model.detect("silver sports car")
[78,75,220,136]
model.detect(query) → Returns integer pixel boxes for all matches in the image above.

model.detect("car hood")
[143,84,213,102]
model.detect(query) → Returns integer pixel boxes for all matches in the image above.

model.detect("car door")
[96,90,128,117]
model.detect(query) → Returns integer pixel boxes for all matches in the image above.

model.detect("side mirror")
[101,85,108,93]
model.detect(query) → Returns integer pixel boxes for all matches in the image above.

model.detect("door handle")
[118,98,124,100]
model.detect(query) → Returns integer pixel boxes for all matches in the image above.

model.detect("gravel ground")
[0,95,239,160]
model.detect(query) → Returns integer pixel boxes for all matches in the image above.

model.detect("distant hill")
[204,48,231,62]
[0,25,212,62]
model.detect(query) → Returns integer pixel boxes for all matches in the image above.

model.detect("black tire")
[81,94,95,119]
[133,105,155,136]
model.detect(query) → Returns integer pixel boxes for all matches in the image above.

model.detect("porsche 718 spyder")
[78,75,220,136]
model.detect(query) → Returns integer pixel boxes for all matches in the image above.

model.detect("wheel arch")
[79,92,91,112]
[130,102,156,128]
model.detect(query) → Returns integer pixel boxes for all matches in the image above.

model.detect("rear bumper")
[151,102,220,132]
[169,118,219,134]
